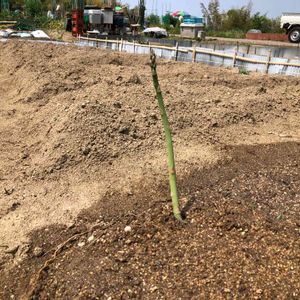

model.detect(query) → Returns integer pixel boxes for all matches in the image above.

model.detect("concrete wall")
[181,27,202,39]
[77,38,300,77]
[246,33,288,42]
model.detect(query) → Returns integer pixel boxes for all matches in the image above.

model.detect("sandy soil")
[0,40,299,299]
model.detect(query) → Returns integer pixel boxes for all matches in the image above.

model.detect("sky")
[125,0,298,18]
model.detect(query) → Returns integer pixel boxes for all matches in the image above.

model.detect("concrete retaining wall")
[77,37,300,77]
[246,33,288,42]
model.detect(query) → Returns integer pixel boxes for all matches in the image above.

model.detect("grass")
[207,30,246,39]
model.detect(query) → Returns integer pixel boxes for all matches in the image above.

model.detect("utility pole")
[139,0,146,28]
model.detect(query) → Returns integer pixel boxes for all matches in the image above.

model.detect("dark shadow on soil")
[178,141,300,218]
[181,195,196,219]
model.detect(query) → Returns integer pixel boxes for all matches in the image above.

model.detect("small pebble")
[78,242,85,247]
[88,235,94,242]
[33,246,44,257]
[124,226,132,232]
[150,286,158,292]
[82,147,91,156]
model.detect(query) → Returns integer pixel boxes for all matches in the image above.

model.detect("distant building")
[180,23,205,39]
[180,17,205,39]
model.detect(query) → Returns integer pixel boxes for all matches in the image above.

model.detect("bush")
[0,11,64,31]
[24,0,42,18]
[207,30,245,39]
[238,66,250,75]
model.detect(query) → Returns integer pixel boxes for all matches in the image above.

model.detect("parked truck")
[281,13,300,43]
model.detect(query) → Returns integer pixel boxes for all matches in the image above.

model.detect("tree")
[208,0,221,30]
[200,2,211,28]
[162,13,177,28]
[146,13,160,26]
[0,0,10,11]
[222,5,251,32]
[270,17,282,33]
[126,5,139,24]
[25,0,42,17]
[138,0,145,27]
[251,12,272,32]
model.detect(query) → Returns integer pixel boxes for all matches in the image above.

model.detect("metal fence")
[77,37,300,77]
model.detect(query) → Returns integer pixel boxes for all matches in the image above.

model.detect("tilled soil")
[0,40,300,299]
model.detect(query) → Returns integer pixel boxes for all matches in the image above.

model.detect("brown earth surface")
[0,40,300,299]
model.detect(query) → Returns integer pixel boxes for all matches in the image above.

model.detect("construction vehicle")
[70,0,145,37]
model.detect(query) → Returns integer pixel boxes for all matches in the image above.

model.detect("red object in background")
[72,9,84,37]
[246,33,289,42]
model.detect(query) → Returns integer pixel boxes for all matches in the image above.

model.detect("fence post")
[120,38,123,52]
[247,44,250,54]
[133,39,136,54]
[265,50,272,74]
[105,37,108,49]
[232,48,237,67]
[175,42,179,61]
[192,46,196,63]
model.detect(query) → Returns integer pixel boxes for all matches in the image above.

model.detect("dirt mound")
[2,142,300,299]
[0,40,300,299]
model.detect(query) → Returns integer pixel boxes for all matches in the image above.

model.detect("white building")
[180,23,205,39]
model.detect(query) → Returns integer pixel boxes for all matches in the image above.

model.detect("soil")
[0,40,300,299]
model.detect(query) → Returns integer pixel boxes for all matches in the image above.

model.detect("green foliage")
[15,16,64,30]
[146,13,160,26]
[42,18,64,29]
[207,30,245,39]
[0,10,13,20]
[272,17,284,33]
[162,13,181,35]
[202,0,282,36]
[238,67,250,75]
[208,0,221,30]
[223,6,251,32]
[0,10,64,30]
[167,25,180,35]
[250,13,282,33]
[251,12,272,32]
[162,13,177,28]
[0,0,10,11]
[24,0,42,17]
[138,0,145,27]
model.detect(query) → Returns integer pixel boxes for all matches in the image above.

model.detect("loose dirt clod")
[0,40,300,299]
